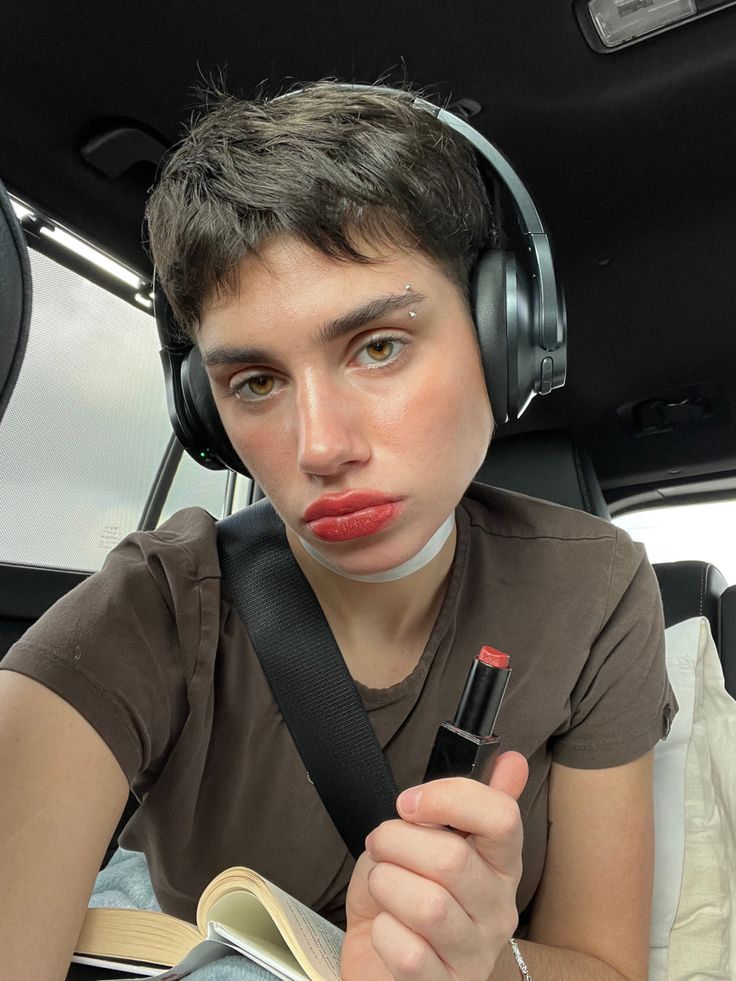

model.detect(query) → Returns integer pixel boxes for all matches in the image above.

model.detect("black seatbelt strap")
[217,498,399,860]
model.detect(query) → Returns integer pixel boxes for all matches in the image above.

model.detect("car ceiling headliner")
[3,0,736,496]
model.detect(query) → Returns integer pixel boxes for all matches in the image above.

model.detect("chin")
[321,521,446,574]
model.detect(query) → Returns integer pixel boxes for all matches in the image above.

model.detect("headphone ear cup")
[471,249,509,425]
[179,346,252,477]
[471,248,544,423]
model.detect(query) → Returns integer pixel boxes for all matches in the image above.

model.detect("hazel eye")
[233,374,275,400]
[366,339,395,362]
[355,335,407,367]
[366,339,394,362]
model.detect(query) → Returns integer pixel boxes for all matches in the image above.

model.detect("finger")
[365,819,488,913]
[487,750,529,800]
[420,752,528,841]
[397,758,526,835]
[396,774,524,876]
[370,910,449,981]
[368,861,472,963]
[345,850,384,922]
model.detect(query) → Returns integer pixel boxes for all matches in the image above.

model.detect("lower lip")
[307,502,403,542]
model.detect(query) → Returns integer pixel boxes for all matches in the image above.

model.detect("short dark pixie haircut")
[145,80,498,342]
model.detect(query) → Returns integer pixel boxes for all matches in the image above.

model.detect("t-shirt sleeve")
[0,508,219,791]
[551,527,678,768]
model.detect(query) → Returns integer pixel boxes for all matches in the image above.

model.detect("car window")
[0,241,237,573]
[614,499,736,585]
[158,449,252,526]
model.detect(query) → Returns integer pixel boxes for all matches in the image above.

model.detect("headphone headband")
[293,83,565,355]
[433,107,563,354]
[322,82,565,356]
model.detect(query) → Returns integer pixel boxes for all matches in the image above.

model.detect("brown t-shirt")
[2,483,676,936]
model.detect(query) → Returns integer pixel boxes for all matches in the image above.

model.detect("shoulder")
[24,506,221,628]
[13,507,223,661]
[99,506,222,588]
[460,481,618,544]
[458,482,651,610]
[3,508,223,783]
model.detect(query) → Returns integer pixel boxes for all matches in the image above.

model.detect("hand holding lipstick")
[341,751,529,981]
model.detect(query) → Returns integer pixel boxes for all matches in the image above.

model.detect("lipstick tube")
[423,646,511,784]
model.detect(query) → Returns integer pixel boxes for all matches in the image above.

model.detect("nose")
[294,372,370,477]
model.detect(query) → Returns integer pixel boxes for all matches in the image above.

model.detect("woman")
[0,81,675,980]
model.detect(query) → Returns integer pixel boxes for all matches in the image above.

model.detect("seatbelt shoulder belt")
[217,498,399,859]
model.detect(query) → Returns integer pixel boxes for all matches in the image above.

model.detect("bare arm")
[492,753,654,981]
[0,670,130,981]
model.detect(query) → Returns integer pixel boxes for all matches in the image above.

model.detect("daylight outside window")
[614,498,736,584]
[0,246,233,572]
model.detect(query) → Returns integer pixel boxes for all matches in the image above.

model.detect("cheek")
[217,404,289,487]
[403,348,491,456]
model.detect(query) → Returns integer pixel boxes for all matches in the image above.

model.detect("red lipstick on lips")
[303,491,403,542]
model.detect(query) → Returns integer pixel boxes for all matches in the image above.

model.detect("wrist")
[509,938,533,979]
[488,938,534,981]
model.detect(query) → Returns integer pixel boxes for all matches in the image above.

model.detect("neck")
[284,523,458,648]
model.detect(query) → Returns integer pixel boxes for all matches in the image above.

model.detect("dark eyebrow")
[314,291,426,345]
[200,292,427,368]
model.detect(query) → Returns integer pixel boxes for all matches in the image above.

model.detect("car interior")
[1,3,736,978]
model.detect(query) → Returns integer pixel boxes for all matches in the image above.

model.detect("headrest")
[718,585,736,699]
[653,561,728,634]
[475,429,610,519]
[0,179,31,423]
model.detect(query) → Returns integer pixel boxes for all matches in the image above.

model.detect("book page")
[209,922,307,981]
[205,893,307,980]
[75,906,200,966]
[202,875,343,981]
[263,880,343,981]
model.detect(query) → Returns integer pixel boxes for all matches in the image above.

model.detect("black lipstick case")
[423,725,501,783]
[422,650,510,784]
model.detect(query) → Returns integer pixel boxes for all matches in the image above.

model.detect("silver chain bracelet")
[509,938,533,980]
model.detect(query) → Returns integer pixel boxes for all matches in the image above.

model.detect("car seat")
[0,177,31,424]
[475,429,610,519]
[720,585,736,698]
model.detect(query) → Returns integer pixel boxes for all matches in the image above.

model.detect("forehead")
[197,234,452,346]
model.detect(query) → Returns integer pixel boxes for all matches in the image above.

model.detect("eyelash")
[226,333,411,403]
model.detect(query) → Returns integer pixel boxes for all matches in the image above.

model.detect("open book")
[72,866,344,980]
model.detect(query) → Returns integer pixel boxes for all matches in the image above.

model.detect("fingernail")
[364,831,374,853]
[398,787,422,815]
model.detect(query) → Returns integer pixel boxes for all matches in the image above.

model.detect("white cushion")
[649,617,736,980]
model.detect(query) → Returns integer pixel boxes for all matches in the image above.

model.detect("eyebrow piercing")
[409,310,417,318]
[405,283,413,291]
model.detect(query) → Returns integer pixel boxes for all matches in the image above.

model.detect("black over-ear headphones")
[154,83,567,478]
